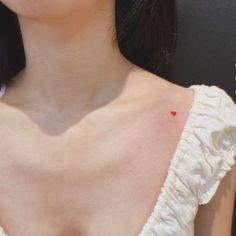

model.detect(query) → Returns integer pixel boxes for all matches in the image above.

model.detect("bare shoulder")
[127,67,195,112]
[133,70,196,122]
[127,68,195,107]
[0,97,30,153]
[0,98,23,125]
[135,71,236,236]
[0,100,18,143]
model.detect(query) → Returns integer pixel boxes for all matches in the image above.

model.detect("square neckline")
[137,84,203,235]
[0,84,203,236]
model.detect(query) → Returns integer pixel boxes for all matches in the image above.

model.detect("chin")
[1,0,84,19]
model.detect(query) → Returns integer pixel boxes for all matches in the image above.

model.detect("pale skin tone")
[0,0,235,235]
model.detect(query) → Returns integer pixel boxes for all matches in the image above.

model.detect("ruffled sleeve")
[197,86,236,205]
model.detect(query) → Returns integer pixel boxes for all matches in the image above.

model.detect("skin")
[0,0,135,117]
[0,0,235,235]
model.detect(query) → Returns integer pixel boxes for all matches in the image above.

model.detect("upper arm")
[194,160,236,236]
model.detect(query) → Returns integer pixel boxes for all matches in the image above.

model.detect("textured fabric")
[0,84,235,236]
[137,84,236,236]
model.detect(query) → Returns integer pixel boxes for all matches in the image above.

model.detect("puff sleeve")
[197,86,236,205]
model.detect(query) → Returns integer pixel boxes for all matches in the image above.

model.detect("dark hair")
[0,0,177,87]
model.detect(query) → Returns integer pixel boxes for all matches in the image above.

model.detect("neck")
[8,2,136,114]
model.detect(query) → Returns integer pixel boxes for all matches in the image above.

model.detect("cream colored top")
[0,83,235,236]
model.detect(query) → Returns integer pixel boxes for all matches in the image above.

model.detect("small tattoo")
[170,111,177,116]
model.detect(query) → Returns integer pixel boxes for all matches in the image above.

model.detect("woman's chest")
[0,105,186,236]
